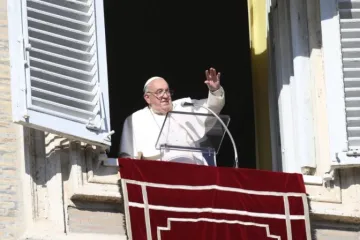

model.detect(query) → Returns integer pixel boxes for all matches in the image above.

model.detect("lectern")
[155,110,230,166]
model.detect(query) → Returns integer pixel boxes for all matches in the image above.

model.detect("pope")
[119,67,225,165]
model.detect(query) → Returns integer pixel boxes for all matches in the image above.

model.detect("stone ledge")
[19,221,127,240]
[71,184,121,203]
[311,212,360,225]
[21,233,127,240]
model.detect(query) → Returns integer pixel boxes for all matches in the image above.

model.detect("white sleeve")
[192,86,225,114]
[119,116,137,158]
[183,87,225,138]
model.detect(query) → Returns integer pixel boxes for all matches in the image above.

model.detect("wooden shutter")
[9,0,112,147]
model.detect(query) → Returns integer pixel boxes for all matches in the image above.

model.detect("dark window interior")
[104,0,256,168]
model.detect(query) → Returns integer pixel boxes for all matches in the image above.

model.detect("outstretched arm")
[185,68,225,150]
[189,67,225,128]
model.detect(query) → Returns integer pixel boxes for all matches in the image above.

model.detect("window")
[8,0,112,147]
[103,0,256,167]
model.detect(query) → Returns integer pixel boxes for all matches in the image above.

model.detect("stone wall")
[0,0,23,239]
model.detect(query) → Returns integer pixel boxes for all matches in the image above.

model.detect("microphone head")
[181,102,194,107]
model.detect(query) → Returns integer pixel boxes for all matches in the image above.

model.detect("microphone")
[181,102,239,168]
[180,102,194,107]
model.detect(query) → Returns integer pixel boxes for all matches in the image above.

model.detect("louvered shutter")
[339,0,360,151]
[9,0,112,147]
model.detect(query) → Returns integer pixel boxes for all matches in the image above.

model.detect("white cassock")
[119,87,225,165]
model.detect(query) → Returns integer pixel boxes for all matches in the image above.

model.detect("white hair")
[143,76,162,93]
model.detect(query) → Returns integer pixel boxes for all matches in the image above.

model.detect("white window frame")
[319,0,360,181]
[7,0,112,148]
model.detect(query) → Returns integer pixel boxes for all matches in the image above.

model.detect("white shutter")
[340,0,360,151]
[8,0,112,147]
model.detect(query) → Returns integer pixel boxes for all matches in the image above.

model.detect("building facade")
[1,0,360,239]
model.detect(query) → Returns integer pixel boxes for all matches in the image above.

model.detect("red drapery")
[118,158,311,240]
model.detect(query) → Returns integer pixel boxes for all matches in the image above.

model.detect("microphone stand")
[182,102,239,168]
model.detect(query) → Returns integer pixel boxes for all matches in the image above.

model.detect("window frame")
[267,0,317,174]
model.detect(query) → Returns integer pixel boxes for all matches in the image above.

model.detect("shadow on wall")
[263,0,334,174]
[117,179,128,238]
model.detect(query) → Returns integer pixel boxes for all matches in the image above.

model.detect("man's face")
[144,78,173,114]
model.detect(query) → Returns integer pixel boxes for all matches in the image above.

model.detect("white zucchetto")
[143,76,162,92]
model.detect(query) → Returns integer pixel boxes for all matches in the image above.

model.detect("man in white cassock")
[119,67,225,165]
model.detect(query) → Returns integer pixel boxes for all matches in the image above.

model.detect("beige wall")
[0,0,25,239]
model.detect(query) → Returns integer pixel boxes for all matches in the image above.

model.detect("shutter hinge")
[86,95,102,131]
[86,115,103,131]
[86,117,114,142]
[323,151,360,183]
[24,41,31,68]
[86,89,114,141]
[104,130,115,142]
[18,36,30,67]
[346,150,360,157]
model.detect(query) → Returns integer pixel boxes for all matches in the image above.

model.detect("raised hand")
[204,68,221,92]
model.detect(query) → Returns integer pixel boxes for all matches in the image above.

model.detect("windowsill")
[104,158,325,186]
[302,175,323,185]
